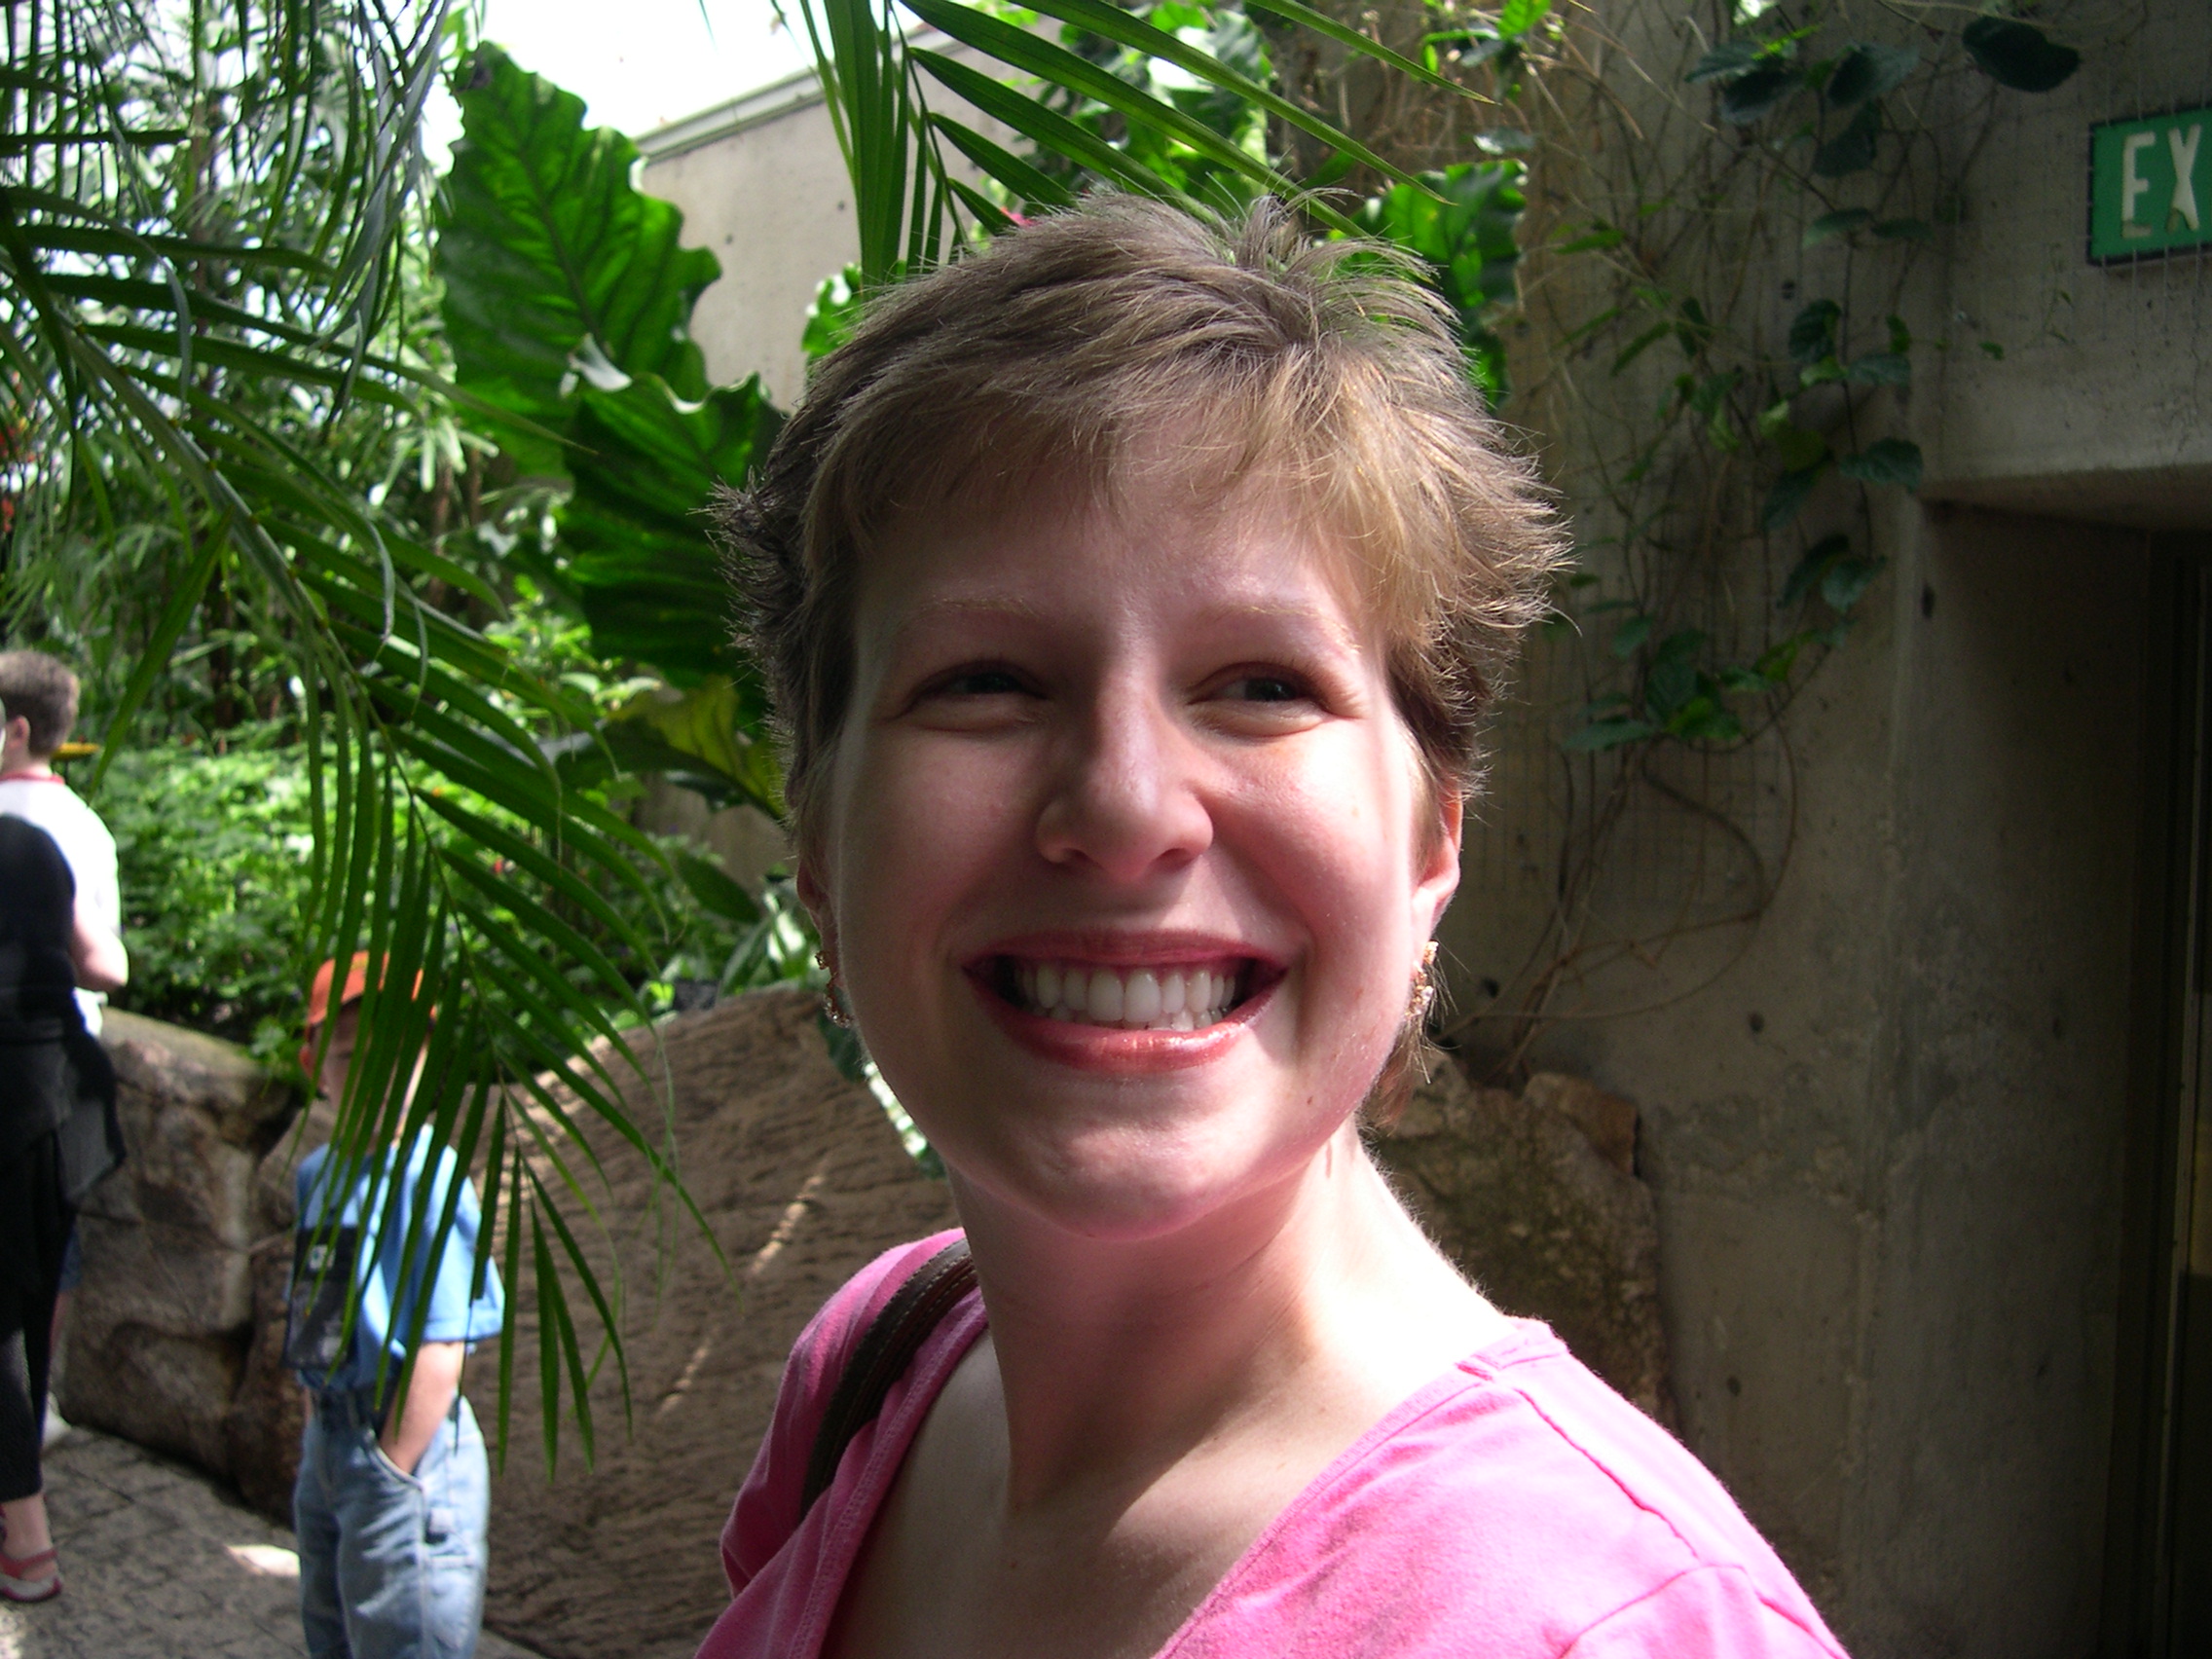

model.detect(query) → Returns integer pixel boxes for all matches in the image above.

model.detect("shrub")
[97,722,314,1063]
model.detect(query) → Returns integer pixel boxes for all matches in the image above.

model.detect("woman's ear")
[1416,788,1464,936]
[794,854,836,966]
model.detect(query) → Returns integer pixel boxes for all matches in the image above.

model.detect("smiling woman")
[696,199,1850,1659]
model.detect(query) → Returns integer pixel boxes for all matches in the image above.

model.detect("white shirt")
[0,772,120,1034]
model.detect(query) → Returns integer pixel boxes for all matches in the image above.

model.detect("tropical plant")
[790,0,1472,285]
[100,721,318,1059]
[436,44,789,820]
[0,0,756,1464]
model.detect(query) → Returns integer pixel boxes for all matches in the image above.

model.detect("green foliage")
[803,267,867,366]
[435,44,789,816]
[1961,18,2083,93]
[1539,2,2081,759]
[1351,163,1525,402]
[1812,99,1881,177]
[562,379,786,689]
[437,43,723,474]
[781,0,1448,288]
[2,2,807,1468]
[96,702,787,1076]
[101,727,316,1062]
[1837,437,1924,491]
[1802,207,1871,247]
[995,0,1292,210]
[1718,62,1800,126]
[1825,43,1916,106]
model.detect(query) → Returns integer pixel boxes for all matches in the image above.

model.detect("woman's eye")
[1217,673,1310,705]
[935,665,1028,698]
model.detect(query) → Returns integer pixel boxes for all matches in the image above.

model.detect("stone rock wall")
[55,993,957,1659]
[1373,1060,1673,1423]
[228,1231,313,1518]
[62,1011,300,1479]
[472,986,959,1659]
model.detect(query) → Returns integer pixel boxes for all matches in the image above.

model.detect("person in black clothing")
[0,696,126,1605]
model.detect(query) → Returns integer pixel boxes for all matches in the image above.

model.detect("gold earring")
[815,947,852,1028]
[1409,940,1440,1026]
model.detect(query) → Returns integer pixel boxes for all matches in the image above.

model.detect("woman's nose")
[1034,682,1212,882]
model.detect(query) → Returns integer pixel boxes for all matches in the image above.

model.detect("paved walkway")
[0,1427,546,1659]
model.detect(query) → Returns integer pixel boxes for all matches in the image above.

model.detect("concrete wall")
[1845,506,2148,1652]
[1529,503,2153,1650]
[637,73,860,408]
[1440,2,2208,1649]
[637,44,1019,409]
[1920,4,2212,529]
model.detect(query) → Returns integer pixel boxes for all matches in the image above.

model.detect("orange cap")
[305,951,376,1030]
[299,953,429,1077]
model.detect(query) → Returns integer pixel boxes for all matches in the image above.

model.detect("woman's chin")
[874,977,1387,1243]
[938,1111,1340,1245]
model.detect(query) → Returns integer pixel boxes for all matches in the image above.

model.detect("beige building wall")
[638,72,859,407]
[638,43,1016,409]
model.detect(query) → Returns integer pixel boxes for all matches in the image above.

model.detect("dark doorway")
[2106,539,2212,1655]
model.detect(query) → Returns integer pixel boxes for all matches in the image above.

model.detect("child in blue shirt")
[286,954,504,1659]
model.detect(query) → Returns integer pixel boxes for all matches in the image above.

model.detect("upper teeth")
[1016,962,1240,1031]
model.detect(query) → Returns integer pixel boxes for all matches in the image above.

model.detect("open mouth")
[984,956,1270,1033]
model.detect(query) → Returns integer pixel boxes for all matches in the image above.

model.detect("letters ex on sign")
[2090,107,2210,263]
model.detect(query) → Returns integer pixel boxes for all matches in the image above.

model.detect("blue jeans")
[294,1386,491,1659]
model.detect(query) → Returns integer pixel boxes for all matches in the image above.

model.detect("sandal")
[0,1546,61,1604]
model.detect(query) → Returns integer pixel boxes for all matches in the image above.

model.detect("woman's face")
[802,465,1462,1241]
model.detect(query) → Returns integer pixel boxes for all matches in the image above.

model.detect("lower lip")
[971,975,1275,1074]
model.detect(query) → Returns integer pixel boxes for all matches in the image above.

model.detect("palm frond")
[1,0,703,1471]
[789,0,1459,280]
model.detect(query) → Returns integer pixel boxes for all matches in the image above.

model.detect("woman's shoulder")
[1170,1322,1845,1658]
[790,1229,971,1391]
[715,1229,969,1602]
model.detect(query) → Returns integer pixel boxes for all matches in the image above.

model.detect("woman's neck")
[948,1121,1505,1512]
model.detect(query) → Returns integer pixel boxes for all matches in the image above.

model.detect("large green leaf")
[1825,43,1916,106]
[560,374,785,683]
[2,2,743,1475]
[437,44,723,472]
[1811,98,1880,177]
[980,0,1426,193]
[899,0,1339,226]
[608,680,785,819]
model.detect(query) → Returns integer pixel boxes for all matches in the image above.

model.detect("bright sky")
[425,0,815,162]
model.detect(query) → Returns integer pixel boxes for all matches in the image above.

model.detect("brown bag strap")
[800,1238,977,1517]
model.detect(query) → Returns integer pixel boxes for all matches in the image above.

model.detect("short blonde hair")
[715,197,1565,1112]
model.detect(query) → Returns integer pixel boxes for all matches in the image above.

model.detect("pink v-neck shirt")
[699,1233,1849,1659]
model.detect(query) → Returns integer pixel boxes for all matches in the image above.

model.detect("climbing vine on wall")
[1275,0,2088,1054]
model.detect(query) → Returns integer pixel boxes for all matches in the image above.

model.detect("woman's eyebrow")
[873,594,1050,655]
[870,590,1362,657]
[1183,597,1366,654]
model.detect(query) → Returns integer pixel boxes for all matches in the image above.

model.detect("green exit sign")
[2090,107,2210,263]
